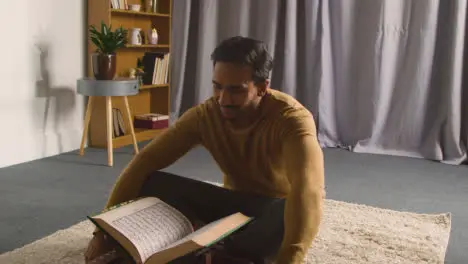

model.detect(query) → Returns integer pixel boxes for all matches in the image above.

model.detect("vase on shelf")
[145,0,152,12]
[128,4,141,11]
[149,28,158,45]
[130,28,142,45]
[91,53,116,80]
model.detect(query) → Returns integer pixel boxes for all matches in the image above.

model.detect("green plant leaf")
[90,36,102,51]
[89,20,128,54]
[89,29,100,37]
[101,21,107,36]
[89,25,98,33]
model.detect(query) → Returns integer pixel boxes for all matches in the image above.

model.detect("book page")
[144,213,252,264]
[158,212,252,253]
[154,217,224,253]
[96,198,193,263]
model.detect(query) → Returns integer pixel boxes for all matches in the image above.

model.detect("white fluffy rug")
[0,198,451,264]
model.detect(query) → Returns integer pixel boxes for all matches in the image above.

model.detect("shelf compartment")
[111,9,171,18]
[112,128,166,149]
[124,44,170,48]
[90,128,165,149]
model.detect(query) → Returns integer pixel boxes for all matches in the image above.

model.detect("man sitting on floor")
[84,36,325,264]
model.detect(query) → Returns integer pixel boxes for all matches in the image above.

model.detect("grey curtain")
[170,0,468,165]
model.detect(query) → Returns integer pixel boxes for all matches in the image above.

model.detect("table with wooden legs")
[77,78,140,166]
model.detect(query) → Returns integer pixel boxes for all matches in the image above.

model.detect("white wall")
[0,0,85,168]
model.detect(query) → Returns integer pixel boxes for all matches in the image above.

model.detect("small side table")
[77,78,140,166]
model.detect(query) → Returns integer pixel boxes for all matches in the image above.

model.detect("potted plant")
[89,21,128,80]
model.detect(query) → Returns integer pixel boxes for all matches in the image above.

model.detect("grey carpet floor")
[0,143,467,263]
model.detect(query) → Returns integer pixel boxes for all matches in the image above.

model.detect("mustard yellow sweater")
[104,89,325,264]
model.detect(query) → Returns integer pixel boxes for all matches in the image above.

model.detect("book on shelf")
[134,113,169,129]
[110,0,128,10]
[152,0,159,13]
[87,196,252,264]
[112,108,126,138]
[142,52,170,85]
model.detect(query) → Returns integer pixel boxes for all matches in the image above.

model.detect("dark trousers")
[137,171,285,263]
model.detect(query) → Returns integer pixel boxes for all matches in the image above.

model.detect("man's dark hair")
[210,36,274,84]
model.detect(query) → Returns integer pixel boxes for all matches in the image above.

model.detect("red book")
[134,118,169,129]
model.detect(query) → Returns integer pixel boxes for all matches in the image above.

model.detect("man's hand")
[84,231,119,263]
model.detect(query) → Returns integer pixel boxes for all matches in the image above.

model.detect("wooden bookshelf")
[86,0,172,149]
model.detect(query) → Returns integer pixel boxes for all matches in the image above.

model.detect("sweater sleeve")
[275,114,325,263]
[104,106,202,209]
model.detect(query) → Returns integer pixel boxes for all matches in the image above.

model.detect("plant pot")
[91,53,117,80]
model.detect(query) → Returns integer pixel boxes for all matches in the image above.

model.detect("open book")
[87,197,252,264]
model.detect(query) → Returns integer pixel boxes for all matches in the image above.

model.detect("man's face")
[212,62,266,121]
